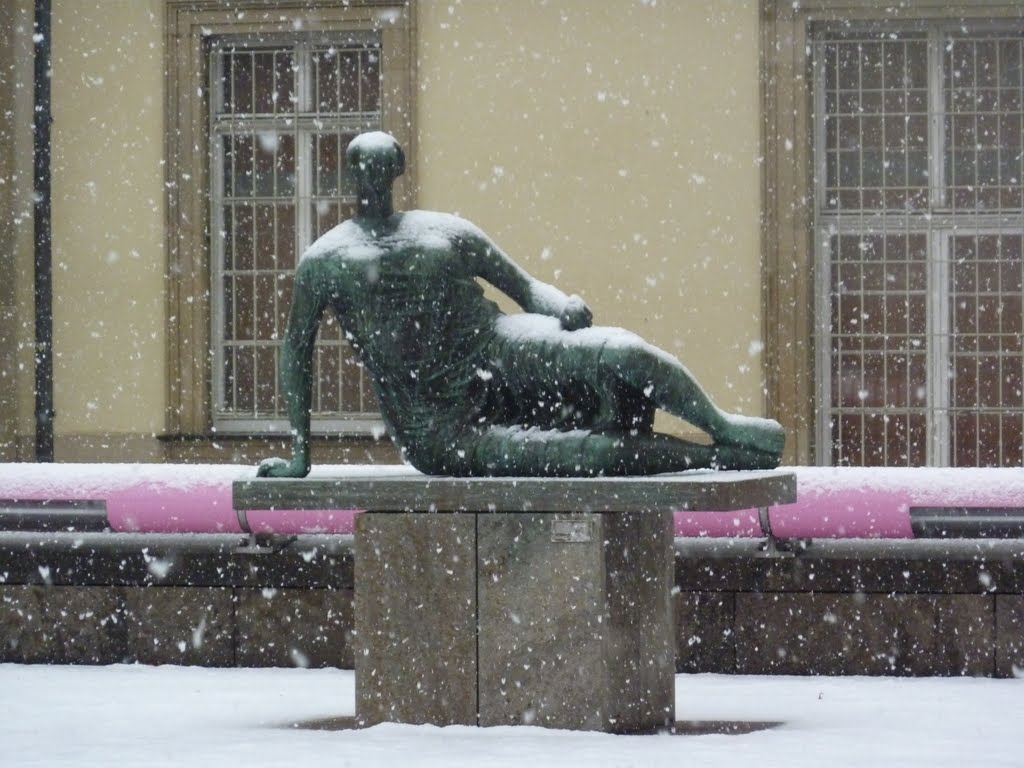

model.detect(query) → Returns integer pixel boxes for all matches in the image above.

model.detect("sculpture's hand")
[560,294,593,331]
[257,456,311,478]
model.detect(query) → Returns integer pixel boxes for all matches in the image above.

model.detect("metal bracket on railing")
[755,506,798,558]
[233,508,297,553]
[233,533,298,554]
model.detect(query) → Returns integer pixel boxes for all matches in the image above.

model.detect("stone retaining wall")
[2,536,1022,676]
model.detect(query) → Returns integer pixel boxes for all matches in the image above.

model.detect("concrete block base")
[354,511,674,733]
[354,514,478,726]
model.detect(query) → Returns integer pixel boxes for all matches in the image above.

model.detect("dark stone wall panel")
[0,585,126,664]
[675,591,735,673]
[235,587,355,669]
[124,587,235,666]
[996,595,1024,678]
[735,592,994,676]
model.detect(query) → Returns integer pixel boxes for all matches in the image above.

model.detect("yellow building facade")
[1,0,765,464]
[3,0,1022,469]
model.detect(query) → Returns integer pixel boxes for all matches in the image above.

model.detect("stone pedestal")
[235,469,797,732]
[355,510,674,732]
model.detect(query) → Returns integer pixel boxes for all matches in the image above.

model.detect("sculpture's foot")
[717,414,785,458]
[710,442,782,471]
[256,456,311,478]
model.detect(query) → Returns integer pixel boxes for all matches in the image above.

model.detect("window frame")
[207,35,384,434]
[812,22,1024,466]
[164,0,416,438]
[761,0,1024,466]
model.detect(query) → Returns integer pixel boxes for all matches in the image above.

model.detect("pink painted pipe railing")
[1,464,1022,539]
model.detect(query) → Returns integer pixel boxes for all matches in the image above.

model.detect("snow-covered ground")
[1,665,1021,767]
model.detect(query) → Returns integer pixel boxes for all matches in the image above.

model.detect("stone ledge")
[3,535,1023,594]
[234,470,797,513]
[125,587,235,666]
[236,587,355,668]
[0,533,354,588]
[676,553,1024,594]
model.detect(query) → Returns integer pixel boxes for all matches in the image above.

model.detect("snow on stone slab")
[0,665,1020,768]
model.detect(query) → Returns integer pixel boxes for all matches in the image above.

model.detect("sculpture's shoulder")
[299,219,371,265]
[297,211,489,270]
[396,210,486,248]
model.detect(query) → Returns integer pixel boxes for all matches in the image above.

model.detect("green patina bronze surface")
[258,132,784,478]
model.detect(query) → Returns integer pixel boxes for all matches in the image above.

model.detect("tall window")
[210,39,381,433]
[164,1,414,441]
[813,24,1024,467]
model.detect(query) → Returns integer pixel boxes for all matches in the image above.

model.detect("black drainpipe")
[33,0,54,462]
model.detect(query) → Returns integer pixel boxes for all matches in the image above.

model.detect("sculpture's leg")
[422,427,778,477]
[482,318,783,470]
[599,340,785,457]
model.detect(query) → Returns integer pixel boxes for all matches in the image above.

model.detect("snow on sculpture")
[258,131,785,478]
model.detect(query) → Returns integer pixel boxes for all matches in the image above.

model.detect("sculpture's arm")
[257,260,328,478]
[463,230,592,331]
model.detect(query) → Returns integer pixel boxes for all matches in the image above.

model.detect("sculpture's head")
[346,131,405,198]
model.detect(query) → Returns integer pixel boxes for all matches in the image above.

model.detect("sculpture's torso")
[300,211,500,442]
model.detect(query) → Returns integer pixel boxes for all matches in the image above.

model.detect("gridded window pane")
[255,346,278,412]
[276,134,296,196]
[315,346,342,412]
[315,49,340,112]
[316,133,342,196]
[950,235,1024,466]
[274,52,296,113]
[822,33,930,212]
[231,135,254,197]
[829,234,928,466]
[945,34,1024,210]
[275,273,293,336]
[218,47,298,115]
[276,205,295,263]
[212,40,381,426]
[253,53,277,114]
[253,136,276,197]
[234,347,255,412]
[338,51,360,112]
[228,52,252,114]
[233,276,254,341]
[362,50,381,111]
[313,45,381,113]
[233,204,254,270]
[341,347,367,410]
[818,24,1024,469]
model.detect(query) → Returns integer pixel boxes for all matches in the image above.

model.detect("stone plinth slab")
[234,470,797,513]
